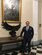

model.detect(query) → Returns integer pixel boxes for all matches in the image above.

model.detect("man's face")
[26,21,29,26]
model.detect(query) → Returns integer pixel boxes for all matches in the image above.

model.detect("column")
[32,0,39,45]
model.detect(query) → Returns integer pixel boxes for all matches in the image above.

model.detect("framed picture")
[2,0,22,23]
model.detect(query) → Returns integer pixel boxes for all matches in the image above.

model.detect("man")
[20,21,34,55]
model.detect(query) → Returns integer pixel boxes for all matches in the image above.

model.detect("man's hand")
[16,36,23,40]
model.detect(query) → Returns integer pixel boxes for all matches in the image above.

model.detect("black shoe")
[12,52,17,55]
[28,52,31,55]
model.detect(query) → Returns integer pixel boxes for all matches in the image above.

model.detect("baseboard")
[39,40,42,45]
[31,40,42,46]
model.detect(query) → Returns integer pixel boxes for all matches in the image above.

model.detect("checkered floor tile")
[31,45,42,55]
[2,44,42,55]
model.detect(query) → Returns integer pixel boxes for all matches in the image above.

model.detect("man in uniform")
[20,21,34,55]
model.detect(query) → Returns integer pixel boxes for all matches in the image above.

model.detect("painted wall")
[38,0,42,40]
[41,1,42,40]
[38,0,41,40]
[0,0,33,37]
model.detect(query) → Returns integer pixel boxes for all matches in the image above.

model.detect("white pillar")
[33,0,38,42]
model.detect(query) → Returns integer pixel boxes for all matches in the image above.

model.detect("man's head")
[26,21,30,26]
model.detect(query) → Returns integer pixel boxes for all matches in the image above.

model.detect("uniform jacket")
[20,26,34,40]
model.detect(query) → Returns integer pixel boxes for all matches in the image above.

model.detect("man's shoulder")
[29,26,33,29]
[22,26,26,29]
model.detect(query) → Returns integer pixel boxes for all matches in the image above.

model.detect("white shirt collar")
[26,26,29,31]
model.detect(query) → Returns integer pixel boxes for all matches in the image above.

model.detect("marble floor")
[3,44,42,55]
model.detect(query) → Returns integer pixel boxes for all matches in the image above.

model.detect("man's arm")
[31,27,34,39]
[20,27,24,37]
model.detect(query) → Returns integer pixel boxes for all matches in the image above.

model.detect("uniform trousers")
[20,37,31,53]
